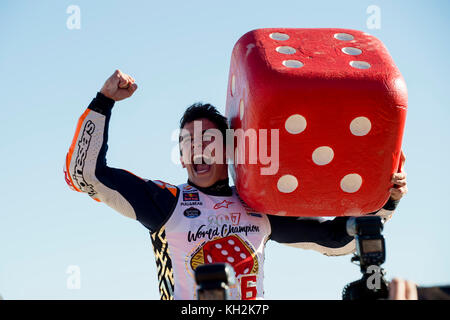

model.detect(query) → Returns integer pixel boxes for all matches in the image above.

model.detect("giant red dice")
[225,28,407,217]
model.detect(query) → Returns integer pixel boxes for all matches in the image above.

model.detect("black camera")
[195,263,236,300]
[342,216,389,300]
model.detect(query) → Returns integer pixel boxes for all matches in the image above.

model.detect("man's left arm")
[268,214,356,256]
[268,172,408,256]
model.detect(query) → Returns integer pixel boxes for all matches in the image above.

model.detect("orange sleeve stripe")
[154,180,178,197]
[65,109,92,193]
[167,186,177,197]
[123,169,145,181]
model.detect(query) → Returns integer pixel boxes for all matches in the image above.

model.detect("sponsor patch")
[181,201,203,207]
[183,192,200,202]
[183,207,201,219]
[213,200,234,209]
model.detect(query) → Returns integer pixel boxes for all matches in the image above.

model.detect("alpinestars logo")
[72,120,97,197]
[213,200,234,209]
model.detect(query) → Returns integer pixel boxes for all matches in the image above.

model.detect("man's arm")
[268,196,402,256]
[64,70,178,232]
[268,215,355,256]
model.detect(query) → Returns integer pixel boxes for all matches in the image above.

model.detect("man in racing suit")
[64,70,408,300]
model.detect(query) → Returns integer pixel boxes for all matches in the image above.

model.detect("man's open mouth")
[192,155,212,174]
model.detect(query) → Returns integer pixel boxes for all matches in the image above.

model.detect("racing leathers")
[64,92,399,300]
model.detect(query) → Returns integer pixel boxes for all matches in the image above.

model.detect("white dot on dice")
[270,32,289,41]
[350,117,371,136]
[234,246,240,252]
[341,47,362,56]
[215,243,222,249]
[228,239,235,245]
[276,46,296,54]
[312,146,334,165]
[334,33,354,41]
[221,250,228,256]
[207,255,212,263]
[227,257,235,263]
[240,253,247,259]
[349,61,371,69]
[340,174,363,193]
[282,60,304,68]
[285,114,307,134]
[277,175,298,193]
[239,99,244,120]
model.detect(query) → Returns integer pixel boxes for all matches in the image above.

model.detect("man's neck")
[187,178,232,196]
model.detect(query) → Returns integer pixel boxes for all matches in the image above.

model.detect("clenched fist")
[100,69,138,101]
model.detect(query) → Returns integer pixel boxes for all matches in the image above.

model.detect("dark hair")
[179,102,229,137]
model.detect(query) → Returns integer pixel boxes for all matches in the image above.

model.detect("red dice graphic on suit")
[191,235,258,278]
[225,28,407,217]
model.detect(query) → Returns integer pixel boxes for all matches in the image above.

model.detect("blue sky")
[0,0,449,299]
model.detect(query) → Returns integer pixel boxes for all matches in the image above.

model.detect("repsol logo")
[72,120,96,196]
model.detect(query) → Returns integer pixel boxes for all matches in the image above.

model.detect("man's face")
[180,118,228,188]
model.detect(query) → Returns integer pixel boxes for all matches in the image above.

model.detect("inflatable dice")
[225,28,407,217]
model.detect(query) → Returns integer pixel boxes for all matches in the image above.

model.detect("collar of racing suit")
[187,178,233,197]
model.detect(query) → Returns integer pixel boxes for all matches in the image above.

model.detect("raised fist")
[100,69,138,101]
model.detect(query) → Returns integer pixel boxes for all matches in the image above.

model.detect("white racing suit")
[64,92,398,300]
